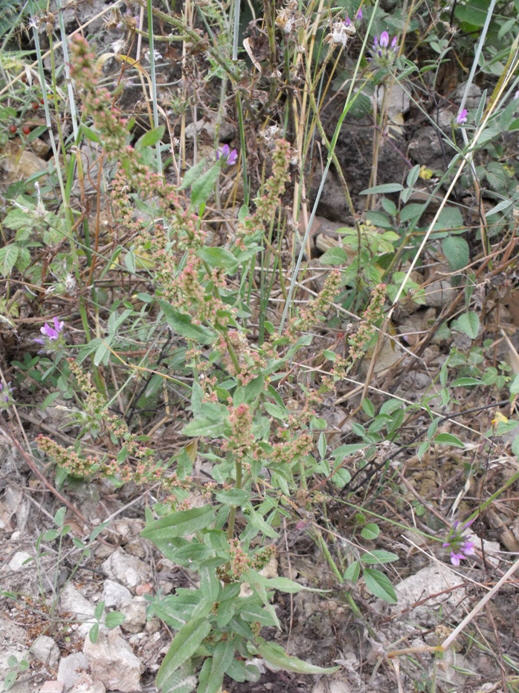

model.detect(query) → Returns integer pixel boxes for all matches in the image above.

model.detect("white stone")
[7,551,32,571]
[31,635,60,669]
[120,597,147,634]
[83,628,143,692]
[39,681,65,693]
[101,548,151,590]
[59,584,96,636]
[102,579,132,609]
[68,673,106,693]
[57,652,89,690]
[393,562,465,623]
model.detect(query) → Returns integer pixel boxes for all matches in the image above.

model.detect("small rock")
[101,548,151,590]
[39,681,65,693]
[120,597,147,634]
[68,673,106,693]
[31,635,60,669]
[102,580,132,609]
[8,551,32,571]
[60,584,95,636]
[83,628,143,692]
[57,652,89,691]
[394,563,465,623]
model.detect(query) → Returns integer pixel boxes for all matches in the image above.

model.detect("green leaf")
[434,433,465,448]
[344,561,361,582]
[318,246,350,266]
[156,618,212,689]
[197,639,235,693]
[94,601,105,620]
[0,244,19,276]
[442,236,469,271]
[160,301,215,345]
[406,164,421,188]
[89,623,100,643]
[452,311,480,339]
[363,568,397,603]
[360,183,403,195]
[510,374,519,395]
[451,377,483,387]
[142,506,215,542]
[399,203,426,223]
[105,611,126,628]
[191,165,220,212]
[433,206,463,231]
[80,123,101,143]
[361,550,399,565]
[256,638,338,674]
[263,401,288,420]
[360,523,380,540]
[136,125,165,149]
[198,247,238,271]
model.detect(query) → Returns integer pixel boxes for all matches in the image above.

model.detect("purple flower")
[456,108,468,124]
[216,144,238,166]
[0,382,13,407]
[443,520,476,566]
[34,317,65,345]
[356,8,363,20]
[371,32,399,60]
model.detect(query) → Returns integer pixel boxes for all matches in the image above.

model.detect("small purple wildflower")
[356,8,363,20]
[0,382,13,408]
[371,31,399,61]
[443,520,476,566]
[34,317,65,345]
[216,144,238,166]
[456,108,468,124]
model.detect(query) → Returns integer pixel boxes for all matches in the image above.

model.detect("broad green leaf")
[361,550,399,565]
[360,183,403,194]
[442,236,469,271]
[191,165,220,211]
[433,206,463,231]
[360,523,380,540]
[434,432,465,448]
[510,375,519,395]
[318,246,350,266]
[452,311,480,339]
[3,208,31,230]
[198,247,238,270]
[156,618,211,688]
[256,638,338,674]
[363,568,397,603]
[344,561,361,582]
[105,611,125,628]
[399,203,426,222]
[136,125,165,149]
[157,661,196,693]
[263,401,288,420]
[89,623,99,643]
[0,244,19,276]
[197,639,235,693]
[142,506,215,542]
[160,301,215,345]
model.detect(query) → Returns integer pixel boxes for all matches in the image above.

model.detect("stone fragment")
[101,548,151,590]
[83,628,143,692]
[57,652,89,690]
[59,583,96,636]
[68,673,106,693]
[7,551,32,571]
[39,681,65,693]
[31,635,60,669]
[120,597,147,633]
[102,579,132,609]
